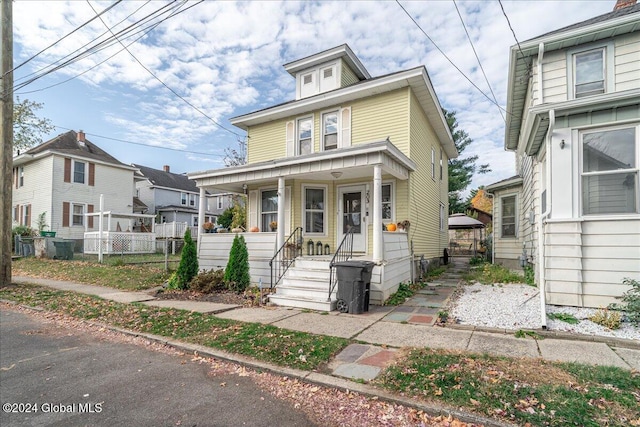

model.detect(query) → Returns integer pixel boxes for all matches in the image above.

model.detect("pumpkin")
[249,226,260,232]
[386,223,397,232]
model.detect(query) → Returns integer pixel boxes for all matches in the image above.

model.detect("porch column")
[198,187,205,233]
[277,176,285,249]
[373,164,383,262]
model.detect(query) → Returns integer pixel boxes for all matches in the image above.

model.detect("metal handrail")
[269,227,303,289]
[327,227,354,301]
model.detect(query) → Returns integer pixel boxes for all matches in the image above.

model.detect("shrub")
[224,234,250,293]
[609,278,640,326]
[217,207,234,229]
[524,265,535,286]
[469,256,486,266]
[12,225,35,237]
[173,228,199,290]
[589,308,621,330]
[189,269,226,293]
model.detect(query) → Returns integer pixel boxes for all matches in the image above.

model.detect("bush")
[224,234,250,293]
[609,278,640,326]
[589,308,621,330]
[12,225,35,237]
[469,256,486,266]
[172,229,199,290]
[217,207,234,229]
[524,265,535,286]
[189,269,226,293]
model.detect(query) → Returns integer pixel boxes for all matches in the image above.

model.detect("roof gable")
[134,164,199,193]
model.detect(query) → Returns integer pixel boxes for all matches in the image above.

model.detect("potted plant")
[397,220,410,232]
[269,220,277,232]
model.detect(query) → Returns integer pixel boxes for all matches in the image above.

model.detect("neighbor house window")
[501,196,516,237]
[190,194,196,207]
[18,166,24,187]
[382,184,393,221]
[440,203,445,231]
[304,187,325,234]
[217,196,223,210]
[72,203,84,226]
[181,192,187,206]
[297,117,312,155]
[439,149,443,180]
[261,189,278,232]
[574,48,605,98]
[582,126,638,215]
[73,161,85,184]
[22,204,30,226]
[322,111,338,150]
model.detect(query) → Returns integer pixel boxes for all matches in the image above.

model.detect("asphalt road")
[0,308,316,427]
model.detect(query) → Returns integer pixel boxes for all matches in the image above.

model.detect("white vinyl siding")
[615,33,640,92]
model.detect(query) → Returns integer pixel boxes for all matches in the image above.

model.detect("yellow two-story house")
[190,44,457,311]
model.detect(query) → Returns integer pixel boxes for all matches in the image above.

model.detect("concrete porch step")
[276,283,336,300]
[285,266,330,281]
[268,294,337,312]
[294,258,331,270]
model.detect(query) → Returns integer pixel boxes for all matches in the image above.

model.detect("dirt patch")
[155,289,247,305]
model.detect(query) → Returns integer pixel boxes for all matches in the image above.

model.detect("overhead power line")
[395,0,509,115]
[498,0,528,63]
[86,0,243,138]
[452,0,505,123]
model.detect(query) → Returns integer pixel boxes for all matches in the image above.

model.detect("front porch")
[197,230,411,311]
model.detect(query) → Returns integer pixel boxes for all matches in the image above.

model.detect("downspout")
[538,108,554,330]
[485,191,495,264]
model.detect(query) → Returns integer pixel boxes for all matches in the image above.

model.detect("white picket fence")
[83,232,156,254]
[155,222,198,239]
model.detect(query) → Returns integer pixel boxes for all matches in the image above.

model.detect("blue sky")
[13,0,614,192]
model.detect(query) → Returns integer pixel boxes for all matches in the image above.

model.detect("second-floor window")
[574,48,605,98]
[190,194,196,207]
[181,192,187,206]
[322,111,338,150]
[297,117,312,155]
[217,196,223,210]
[73,161,85,184]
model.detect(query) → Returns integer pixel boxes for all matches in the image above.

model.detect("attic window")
[303,74,313,85]
[323,68,333,79]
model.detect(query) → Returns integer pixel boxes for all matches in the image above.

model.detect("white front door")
[337,185,366,253]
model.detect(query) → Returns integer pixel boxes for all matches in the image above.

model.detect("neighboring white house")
[133,163,230,227]
[488,0,640,308]
[12,130,137,246]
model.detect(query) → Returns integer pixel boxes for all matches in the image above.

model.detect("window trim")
[439,149,443,181]
[579,123,639,216]
[73,160,86,184]
[302,184,328,236]
[381,181,395,224]
[71,202,85,227]
[500,194,517,238]
[296,115,314,156]
[566,42,613,100]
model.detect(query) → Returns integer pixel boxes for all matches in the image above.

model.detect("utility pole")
[1,0,13,285]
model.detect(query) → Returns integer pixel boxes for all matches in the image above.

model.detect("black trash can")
[53,240,74,260]
[335,260,375,314]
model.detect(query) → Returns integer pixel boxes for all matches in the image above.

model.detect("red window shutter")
[89,163,95,186]
[88,204,94,228]
[63,202,70,227]
[19,205,23,226]
[14,168,18,189]
[26,204,31,227]
[64,158,71,183]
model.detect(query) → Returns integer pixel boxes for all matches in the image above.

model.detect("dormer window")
[574,48,605,98]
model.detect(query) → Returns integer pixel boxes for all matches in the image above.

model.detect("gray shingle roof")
[527,3,640,42]
[133,163,198,193]
[27,130,127,166]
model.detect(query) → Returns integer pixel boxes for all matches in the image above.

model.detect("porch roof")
[188,140,416,193]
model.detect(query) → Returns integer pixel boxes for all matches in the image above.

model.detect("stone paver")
[334,344,371,363]
[538,339,630,369]
[382,312,411,323]
[408,315,435,325]
[358,349,397,368]
[467,331,540,358]
[142,300,240,314]
[332,363,380,381]
[612,347,640,370]
[272,312,374,338]
[216,307,298,324]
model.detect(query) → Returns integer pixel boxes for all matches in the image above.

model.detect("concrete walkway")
[11,263,640,384]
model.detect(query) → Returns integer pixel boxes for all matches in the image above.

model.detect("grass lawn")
[12,256,176,290]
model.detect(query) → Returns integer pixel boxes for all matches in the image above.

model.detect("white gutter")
[538,107,554,330]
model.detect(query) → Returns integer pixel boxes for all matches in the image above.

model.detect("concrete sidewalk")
[11,273,640,382]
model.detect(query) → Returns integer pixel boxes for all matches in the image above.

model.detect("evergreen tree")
[224,234,250,292]
[174,228,198,289]
[445,109,490,213]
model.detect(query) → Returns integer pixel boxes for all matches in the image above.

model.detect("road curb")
[1,300,514,427]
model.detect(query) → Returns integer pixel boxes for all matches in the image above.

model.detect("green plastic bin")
[40,231,56,237]
[53,240,74,260]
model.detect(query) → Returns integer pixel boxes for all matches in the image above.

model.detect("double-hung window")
[18,166,24,187]
[322,111,338,150]
[73,161,85,184]
[190,194,196,207]
[297,117,312,155]
[382,184,393,221]
[304,187,325,234]
[217,196,223,210]
[261,190,278,232]
[181,192,188,206]
[582,125,638,215]
[72,203,84,226]
[501,196,516,237]
[574,48,605,98]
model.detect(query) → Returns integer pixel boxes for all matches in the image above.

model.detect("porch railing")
[328,227,354,301]
[269,227,303,289]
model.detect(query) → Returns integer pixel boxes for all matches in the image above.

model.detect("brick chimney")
[163,165,170,172]
[77,130,85,142]
[614,0,637,10]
